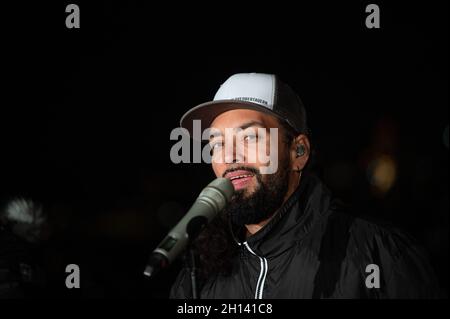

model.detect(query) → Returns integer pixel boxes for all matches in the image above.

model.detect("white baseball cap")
[180,73,309,135]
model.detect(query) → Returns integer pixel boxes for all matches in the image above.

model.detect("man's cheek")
[243,176,259,194]
[259,128,279,175]
[212,163,223,178]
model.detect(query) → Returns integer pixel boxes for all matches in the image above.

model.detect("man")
[170,73,440,299]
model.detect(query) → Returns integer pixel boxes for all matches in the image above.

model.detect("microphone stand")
[186,244,199,299]
[184,216,207,299]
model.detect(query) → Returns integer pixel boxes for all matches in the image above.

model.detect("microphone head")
[199,178,234,210]
[207,177,235,201]
[195,178,234,217]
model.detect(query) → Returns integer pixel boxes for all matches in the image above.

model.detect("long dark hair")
[192,211,237,280]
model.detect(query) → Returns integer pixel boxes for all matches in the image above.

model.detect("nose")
[223,136,245,164]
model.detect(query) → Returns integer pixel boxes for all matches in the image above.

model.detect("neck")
[245,218,272,237]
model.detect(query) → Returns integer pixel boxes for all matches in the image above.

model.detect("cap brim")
[180,100,286,137]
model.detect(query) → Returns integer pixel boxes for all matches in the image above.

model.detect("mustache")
[221,166,260,178]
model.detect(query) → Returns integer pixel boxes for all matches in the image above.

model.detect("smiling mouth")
[229,176,254,191]
[225,170,256,191]
[229,174,254,181]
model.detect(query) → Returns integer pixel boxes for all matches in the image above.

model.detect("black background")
[1,1,448,298]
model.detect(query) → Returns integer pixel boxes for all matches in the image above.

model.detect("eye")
[210,141,224,154]
[244,134,257,142]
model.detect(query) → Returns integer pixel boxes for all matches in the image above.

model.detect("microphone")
[143,178,234,277]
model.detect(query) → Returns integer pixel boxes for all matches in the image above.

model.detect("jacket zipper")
[243,242,268,299]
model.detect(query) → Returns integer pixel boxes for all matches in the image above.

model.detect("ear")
[289,134,310,171]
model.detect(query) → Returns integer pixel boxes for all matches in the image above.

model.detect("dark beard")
[222,162,290,227]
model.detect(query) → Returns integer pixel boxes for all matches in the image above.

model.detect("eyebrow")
[239,120,265,130]
[209,121,266,141]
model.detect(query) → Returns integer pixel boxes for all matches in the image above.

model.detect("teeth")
[230,174,253,180]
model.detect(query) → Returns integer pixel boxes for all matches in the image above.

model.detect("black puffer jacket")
[170,174,440,299]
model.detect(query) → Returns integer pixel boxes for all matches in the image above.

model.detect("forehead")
[210,109,280,130]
